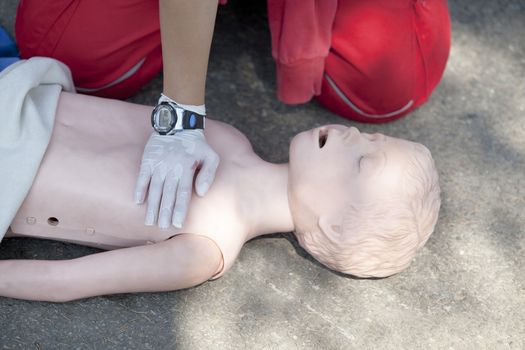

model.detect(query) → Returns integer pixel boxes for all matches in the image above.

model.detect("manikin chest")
[9,92,250,262]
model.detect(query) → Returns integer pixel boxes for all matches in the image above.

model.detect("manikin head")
[288,125,440,278]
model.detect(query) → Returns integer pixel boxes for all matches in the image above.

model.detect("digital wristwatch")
[151,101,205,135]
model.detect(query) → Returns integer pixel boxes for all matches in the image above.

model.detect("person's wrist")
[151,93,206,135]
[158,93,206,116]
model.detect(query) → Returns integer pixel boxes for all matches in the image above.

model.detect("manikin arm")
[0,235,222,302]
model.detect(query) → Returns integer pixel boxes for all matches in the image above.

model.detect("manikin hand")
[134,130,219,229]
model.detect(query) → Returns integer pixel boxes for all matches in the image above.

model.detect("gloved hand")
[134,129,219,229]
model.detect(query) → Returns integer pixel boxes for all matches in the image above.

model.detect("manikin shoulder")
[205,119,254,157]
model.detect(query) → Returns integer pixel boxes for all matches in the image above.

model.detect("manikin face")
[288,124,417,230]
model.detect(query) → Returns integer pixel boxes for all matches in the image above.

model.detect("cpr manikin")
[1,92,440,302]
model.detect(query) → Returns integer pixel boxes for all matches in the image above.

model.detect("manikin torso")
[9,92,264,277]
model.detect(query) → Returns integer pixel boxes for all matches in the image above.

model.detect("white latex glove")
[134,129,219,229]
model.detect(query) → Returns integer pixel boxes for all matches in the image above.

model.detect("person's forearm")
[160,0,218,105]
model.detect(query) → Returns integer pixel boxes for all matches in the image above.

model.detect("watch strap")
[173,105,205,132]
[182,109,205,129]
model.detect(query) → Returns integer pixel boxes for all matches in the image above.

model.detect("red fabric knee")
[15,0,162,99]
[79,45,163,100]
[316,0,451,123]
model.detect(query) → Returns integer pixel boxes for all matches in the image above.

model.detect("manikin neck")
[232,155,295,241]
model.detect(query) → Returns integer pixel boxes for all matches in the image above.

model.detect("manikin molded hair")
[296,142,441,278]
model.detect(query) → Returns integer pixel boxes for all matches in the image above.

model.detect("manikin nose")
[361,132,385,142]
[342,126,360,139]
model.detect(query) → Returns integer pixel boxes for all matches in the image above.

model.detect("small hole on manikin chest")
[47,217,59,226]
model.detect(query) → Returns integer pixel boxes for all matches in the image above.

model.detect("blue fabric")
[0,57,20,71]
[0,26,20,72]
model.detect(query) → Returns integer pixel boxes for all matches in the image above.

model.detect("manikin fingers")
[145,171,164,226]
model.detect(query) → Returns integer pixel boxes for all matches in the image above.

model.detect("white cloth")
[0,57,75,240]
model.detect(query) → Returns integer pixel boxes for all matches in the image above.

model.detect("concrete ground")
[1,0,524,349]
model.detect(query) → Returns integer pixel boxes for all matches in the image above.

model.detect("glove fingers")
[195,151,220,196]
[158,177,178,230]
[158,164,183,229]
[145,171,164,226]
[134,166,152,204]
[172,168,195,228]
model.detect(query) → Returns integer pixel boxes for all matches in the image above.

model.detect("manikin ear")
[318,214,344,242]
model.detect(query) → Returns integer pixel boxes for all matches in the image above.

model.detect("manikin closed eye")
[359,152,388,175]
[358,155,365,171]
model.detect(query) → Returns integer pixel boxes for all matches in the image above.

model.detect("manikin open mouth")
[319,129,328,148]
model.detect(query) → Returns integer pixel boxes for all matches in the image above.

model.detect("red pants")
[15,0,450,122]
[317,0,451,123]
[16,0,162,100]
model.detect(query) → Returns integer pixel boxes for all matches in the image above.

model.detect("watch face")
[159,108,172,128]
[152,104,176,134]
